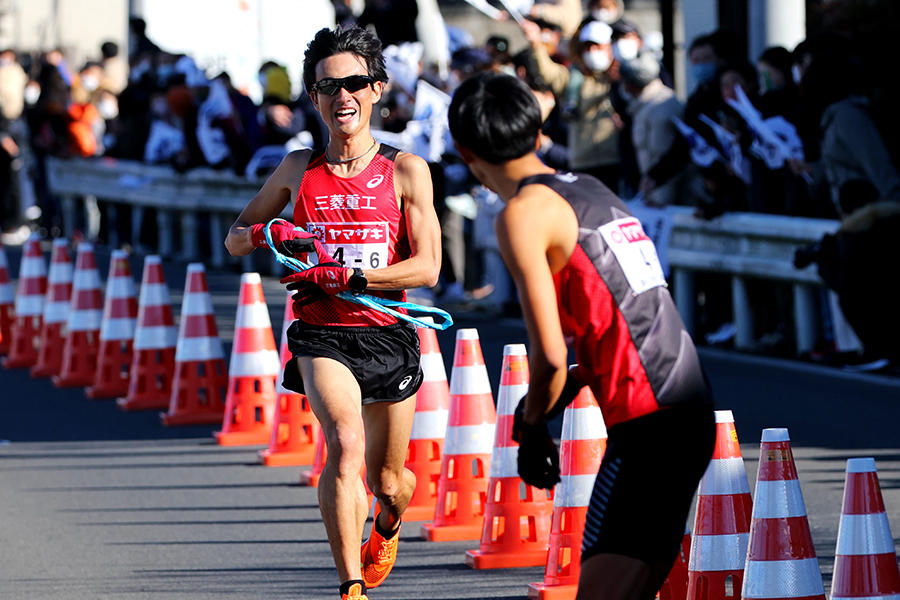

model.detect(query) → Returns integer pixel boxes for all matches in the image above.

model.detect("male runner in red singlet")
[224,26,441,600]
[448,71,715,600]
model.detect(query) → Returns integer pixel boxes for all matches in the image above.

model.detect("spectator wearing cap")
[620,51,683,206]
[521,18,621,190]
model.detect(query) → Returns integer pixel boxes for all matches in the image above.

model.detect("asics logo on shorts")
[398,375,413,390]
[366,174,384,188]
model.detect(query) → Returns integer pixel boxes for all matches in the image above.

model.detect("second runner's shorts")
[581,402,715,567]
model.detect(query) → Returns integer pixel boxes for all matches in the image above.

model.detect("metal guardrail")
[666,207,838,354]
[47,156,840,354]
[46,156,288,272]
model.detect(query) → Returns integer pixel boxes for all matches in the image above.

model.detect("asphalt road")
[1,245,899,599]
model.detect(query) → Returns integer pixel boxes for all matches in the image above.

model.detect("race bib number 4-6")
[598,217,666,295]
[307,222,390,269]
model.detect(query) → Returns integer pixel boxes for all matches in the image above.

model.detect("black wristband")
[348,267,367,294]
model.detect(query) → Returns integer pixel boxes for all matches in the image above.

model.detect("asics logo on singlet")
[366,174,385,188]
[398,375,413,391]
[556,172,578,183]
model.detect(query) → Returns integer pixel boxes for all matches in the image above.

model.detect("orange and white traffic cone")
[420,328,496,542]
[659,527,691,600]
[466,343,554,568]
[53,243,103,388]
[686,409,752,600]
[214,273,279,446]
[30,238,73,378]
[528,387,607,600]
[258,292,319,464]
[830,457,900,600]
[86,250,138,399]
[401,321,450,521]
[161,263,228,426]
[0,241,14,355]
[741,428,825,600]
[2,234,46,369]
[117,255,177,410]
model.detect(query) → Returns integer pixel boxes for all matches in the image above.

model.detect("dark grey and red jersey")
[518,172,710,428]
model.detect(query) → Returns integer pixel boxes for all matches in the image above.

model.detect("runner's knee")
[366,468,407,503]
[324,423,365,477]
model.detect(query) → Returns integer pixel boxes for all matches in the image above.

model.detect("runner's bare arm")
[224,150,309,256]
[496,185,575,425]
[362,152,441,290]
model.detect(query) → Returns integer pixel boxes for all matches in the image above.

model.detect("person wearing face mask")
[640,30,743,200]
[522,18,621,191]
[620,51,683,207]
[584,0,622,26]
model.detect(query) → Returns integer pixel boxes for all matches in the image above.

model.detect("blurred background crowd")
[0,0,897,370]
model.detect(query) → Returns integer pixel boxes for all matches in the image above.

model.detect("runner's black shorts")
[282,320,424,404]
[581,402,715,567]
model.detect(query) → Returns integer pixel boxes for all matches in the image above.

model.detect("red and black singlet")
[517,172,710,428]
[293,144,411,327]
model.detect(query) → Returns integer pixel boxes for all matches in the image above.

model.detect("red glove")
[280,263,352,308]
[250,222,332,264]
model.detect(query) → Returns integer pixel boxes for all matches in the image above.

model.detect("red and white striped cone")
[53,243,103,387]
[30,238,73,377]
[258,292,319,464]
[86,250,138,399]
[401,319,450,521]
[161,263,228,425]
[466,343,555,569]
[2,234,46,368]
[528,387,607,600]
[830,457,900,600]
[660,526,692,600]
[117,255,177,410]
[741,428,825,600]
[687,409,753,600]
[214,273,280,446]
[0,241,14,355]
[421,328,496,542]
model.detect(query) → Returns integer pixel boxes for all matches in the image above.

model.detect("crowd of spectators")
[0,0,896,371]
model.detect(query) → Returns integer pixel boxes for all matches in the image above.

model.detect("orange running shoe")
[341,582,368,600]
[360,521,400,589]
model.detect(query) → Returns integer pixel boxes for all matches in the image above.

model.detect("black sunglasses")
[312,75,375,96]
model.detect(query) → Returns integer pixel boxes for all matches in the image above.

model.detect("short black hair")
[100,41,118,59]
[448,72,541,164]
[302,26,388,93]
[758,46,792,80]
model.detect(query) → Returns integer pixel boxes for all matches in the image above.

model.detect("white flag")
[671,116,724,168]
[698,114,750,184]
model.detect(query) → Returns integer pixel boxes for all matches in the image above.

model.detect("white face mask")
[591,8,617,23]
[24,84,40,105]
[614,38,639,62]
[583,49,612,73]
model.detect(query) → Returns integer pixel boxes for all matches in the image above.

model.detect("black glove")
[513,397,561,490]
[544,367,585,422]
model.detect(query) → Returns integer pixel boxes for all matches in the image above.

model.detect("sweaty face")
[312,52,382,139]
